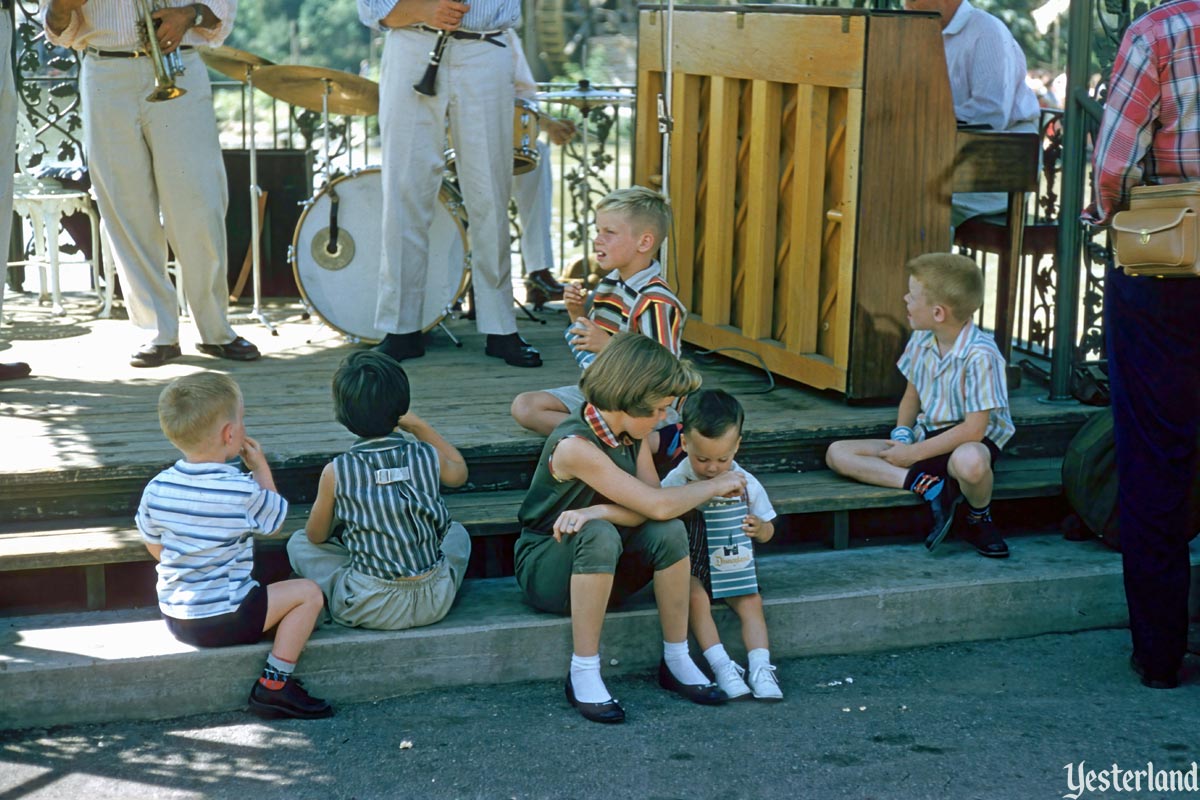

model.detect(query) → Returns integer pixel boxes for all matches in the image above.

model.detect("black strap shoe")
[961,518,1010,558]
[0,362,32,380]
[197,337,260,362]
[485,333,542,368]
[374,331,425,362]
[657,659,728,705]
[923,480,962,552]
[248,677,335,720]
[1130,654,1180,689]
[566,676,625,723]
[130,343,182,368]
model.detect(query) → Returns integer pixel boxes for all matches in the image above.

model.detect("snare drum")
[445,98,541,176]
[291,167,470,342]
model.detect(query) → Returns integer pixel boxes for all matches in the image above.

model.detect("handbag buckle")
[1140,229,1151,245]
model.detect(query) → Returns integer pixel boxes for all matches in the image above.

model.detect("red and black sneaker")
[248,678,334,720]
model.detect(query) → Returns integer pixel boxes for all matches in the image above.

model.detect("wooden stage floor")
[0,289,1090,487]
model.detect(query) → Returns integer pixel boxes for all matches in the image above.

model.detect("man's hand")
[542,117,576,146]
[569,317,611,354]
[563,281,588,320]
[383,0,469,30]
[150,6,196,54]
[46,0,88,36]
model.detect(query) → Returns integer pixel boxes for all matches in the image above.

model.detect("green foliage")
[974,0,1069,71]
[226,0,370,74]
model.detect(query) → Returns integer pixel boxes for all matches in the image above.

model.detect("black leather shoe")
[525,269,565,309]
[0,362,32,380]
[961,518,1010,558]
[565,676,625,724]
[197,336,260,362]
[922,480,962,552]
[657,660,727,705]
[1130,654,1180,690]
[374,331,425,362]
[485,333,542,368]
[248,678,335,720]
[130,343,182,368]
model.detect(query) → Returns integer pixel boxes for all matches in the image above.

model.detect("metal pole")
[1045,0,1093,402]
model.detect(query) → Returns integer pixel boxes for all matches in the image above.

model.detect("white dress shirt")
[41,0,234,50]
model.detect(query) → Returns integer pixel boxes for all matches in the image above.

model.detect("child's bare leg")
[263,579,324,663]
[569,572,614,657]
[948,443,994,508]
[511,391,570,436]
[689,576,721,651]
[825,439,909,488]
[653,556,713,687]
[727,592,769,652]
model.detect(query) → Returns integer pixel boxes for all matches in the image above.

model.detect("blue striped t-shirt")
[136,461,289,620]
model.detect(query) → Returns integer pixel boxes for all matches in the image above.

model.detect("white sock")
[748,648,771,672]
[703,643,732,671]
[664,640,710,685]
[569,653,611,703]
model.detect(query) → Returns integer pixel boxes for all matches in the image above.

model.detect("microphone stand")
[246,63,276,334]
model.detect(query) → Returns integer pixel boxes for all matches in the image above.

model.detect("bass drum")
[291,167,470,342]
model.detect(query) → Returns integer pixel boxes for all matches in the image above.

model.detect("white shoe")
[748,664,783,701]
[713,660,752,700]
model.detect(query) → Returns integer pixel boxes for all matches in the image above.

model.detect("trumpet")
[134,0,187,102]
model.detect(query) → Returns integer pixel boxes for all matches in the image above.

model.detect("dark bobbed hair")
[332,350,411,438]
[680,388,744,439]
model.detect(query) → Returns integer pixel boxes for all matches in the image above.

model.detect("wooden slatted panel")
[699,75,739,325]
[740,79,781,340]
[785,83,829,353]
[668,73,702,308]
[833,88,863,369]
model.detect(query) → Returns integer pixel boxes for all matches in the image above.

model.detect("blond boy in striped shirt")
[825,253,1015,558]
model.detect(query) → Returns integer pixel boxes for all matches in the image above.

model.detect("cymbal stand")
[245,64,276,334]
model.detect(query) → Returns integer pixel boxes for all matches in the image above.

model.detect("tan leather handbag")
[1111,183,1200,278]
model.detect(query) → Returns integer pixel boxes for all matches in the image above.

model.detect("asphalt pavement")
[0,628,1196,800]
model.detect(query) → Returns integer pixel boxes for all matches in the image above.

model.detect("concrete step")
[5,532,1190,731]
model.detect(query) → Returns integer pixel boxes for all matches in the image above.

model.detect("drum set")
[200,46,631,344]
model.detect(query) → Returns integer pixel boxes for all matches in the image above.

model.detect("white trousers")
[513,139,553,274]
[81,51,235,346]
[376,28,516,336]
[0,11,17,325]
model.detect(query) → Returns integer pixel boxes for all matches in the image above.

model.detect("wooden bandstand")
[635,5,957,400]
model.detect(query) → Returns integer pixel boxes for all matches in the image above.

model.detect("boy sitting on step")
[287,350,472,631]
[825,253,1015,558]
[516,333,746,724]
[511,186,688,466]
[138,373,332,721]
[662,389,782,701]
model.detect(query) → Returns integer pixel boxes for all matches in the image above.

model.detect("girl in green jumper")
[514,333,746,723]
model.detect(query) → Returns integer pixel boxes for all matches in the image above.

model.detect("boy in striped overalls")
[287,351,472,631]
[825,253,1015,558]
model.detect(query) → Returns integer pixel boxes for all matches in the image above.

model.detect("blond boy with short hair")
[825,253,1015,557]
[138,372,331,719]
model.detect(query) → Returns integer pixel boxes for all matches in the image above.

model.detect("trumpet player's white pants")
[80,51,236,347]
[513,140,554,274]
[376,28,516,336]
[0,11,17,327]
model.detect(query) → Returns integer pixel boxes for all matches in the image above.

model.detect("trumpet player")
[360,0,542,368]
[41,0,260,367]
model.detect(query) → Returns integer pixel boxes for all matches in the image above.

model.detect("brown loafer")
[130,344,181,368]
[197,337,260,361]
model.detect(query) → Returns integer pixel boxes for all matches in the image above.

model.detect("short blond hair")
[595,185,671,250]
[158,372,242,452]
[580,332,700,417]
[906,252,983,321]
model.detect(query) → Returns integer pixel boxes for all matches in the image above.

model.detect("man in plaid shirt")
[1084,0,1200,691]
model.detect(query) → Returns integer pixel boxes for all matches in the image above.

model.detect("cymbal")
[198,45,274,82]
[537,80,633,108]
[251,65,380,116]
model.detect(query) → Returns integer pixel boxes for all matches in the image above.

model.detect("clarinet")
[413,30,450,96]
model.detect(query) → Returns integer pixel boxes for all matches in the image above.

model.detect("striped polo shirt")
[332,433,451,580]
[136,461,288,620]
[568,261,686,370]
[896,321,1015,448]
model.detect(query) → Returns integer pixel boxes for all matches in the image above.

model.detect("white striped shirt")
[896,321,1015,448]
[332,433,452,580]
[137,460,288,620]
[41,0,235,50]
[357,0,519,34]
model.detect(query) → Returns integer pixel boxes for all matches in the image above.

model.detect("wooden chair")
[953,110,1063,372]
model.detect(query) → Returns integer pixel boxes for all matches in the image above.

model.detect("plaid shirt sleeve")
[1085,28,1159,225]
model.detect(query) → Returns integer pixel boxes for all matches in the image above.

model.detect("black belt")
[85,45,194,58]
[412,24,506,46]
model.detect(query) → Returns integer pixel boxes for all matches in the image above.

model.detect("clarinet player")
[359,0,542,368]
[41,0,260,368]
